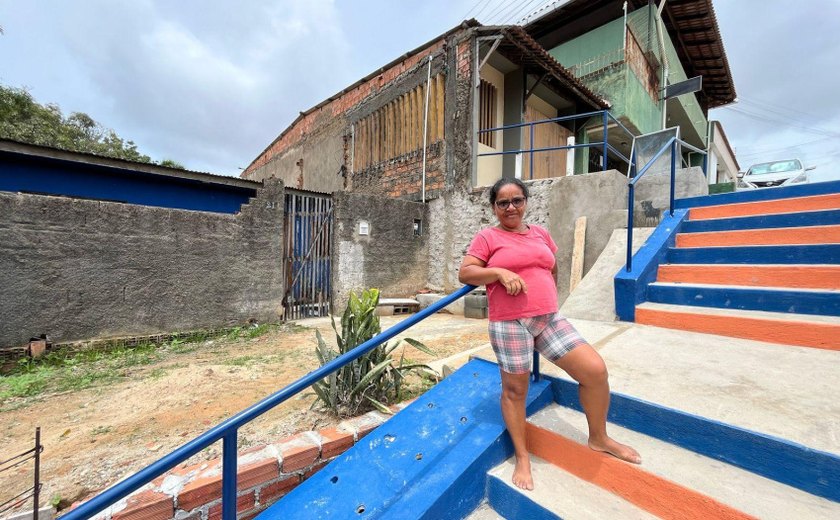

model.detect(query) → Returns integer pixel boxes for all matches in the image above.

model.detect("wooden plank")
[436,74,445,140]
[429,79,437,143]
[569,216,587,293]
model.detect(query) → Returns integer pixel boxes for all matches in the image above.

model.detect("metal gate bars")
[282,191,333,320]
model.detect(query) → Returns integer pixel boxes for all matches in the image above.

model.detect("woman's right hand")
[495,268,527,296]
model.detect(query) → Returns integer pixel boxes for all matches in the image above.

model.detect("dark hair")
[489,178,529,205]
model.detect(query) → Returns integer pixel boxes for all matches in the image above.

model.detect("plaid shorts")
[488,312,588,374]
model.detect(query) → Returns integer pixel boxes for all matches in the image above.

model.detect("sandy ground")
[0,313,489,512]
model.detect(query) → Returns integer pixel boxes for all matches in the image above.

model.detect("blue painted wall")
[0,150,257,214]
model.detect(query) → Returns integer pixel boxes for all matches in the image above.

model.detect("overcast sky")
[2,0,839,176]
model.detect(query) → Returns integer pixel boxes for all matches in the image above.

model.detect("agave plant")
[311,288,436,417]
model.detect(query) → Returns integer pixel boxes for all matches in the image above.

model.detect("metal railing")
[0,427,42,519]
[625,137,707,272]
[64,285,486,520]
[477,110,636,178]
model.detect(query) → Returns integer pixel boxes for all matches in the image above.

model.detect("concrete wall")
[332,192,429,312]
[0,181,286,348]
[427,171,629,305]
[633,166,708,226]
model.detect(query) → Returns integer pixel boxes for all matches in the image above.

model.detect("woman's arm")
[458,255,527,295]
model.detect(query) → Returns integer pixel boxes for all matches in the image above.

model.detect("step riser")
[689,193,840,220]
[676,225,840,247]
[485,474,560,520]
[657,265,840,290]
[526,424,755,520]
[635,307,840,351]
[682,209,840,233]
[647,284,840,317]
[668,244,840,264]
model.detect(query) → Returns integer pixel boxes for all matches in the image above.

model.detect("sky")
[2,0,839,177]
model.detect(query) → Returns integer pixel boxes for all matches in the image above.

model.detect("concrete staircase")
[626,183,840,349]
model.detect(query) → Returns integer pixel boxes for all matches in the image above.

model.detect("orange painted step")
[689,193,840,220]
[525,423,755,520]
[657,264,840,290]
[635,303,840,350]
[676,224,840,247]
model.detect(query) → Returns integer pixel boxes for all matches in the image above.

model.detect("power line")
[502,0,549,25]
[491,0,534,25]
[725,106,840,139]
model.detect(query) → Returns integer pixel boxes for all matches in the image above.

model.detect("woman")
[458,177,640,490]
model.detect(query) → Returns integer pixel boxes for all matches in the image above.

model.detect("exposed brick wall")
[73,404,412,520]
[244,41,446,177]
[350,141,445,201]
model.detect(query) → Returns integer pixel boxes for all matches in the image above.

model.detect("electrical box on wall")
[358,220,370,235]
[413,219,423,236]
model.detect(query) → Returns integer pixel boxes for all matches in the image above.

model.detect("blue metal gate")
[282,190,333,320]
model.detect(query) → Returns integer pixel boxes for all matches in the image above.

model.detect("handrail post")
[602,110,609,170]
[222,431,238,519]
[532,351,540,382]
[34,427,40,520]
[670,140,677,216]
[626,184,635,272]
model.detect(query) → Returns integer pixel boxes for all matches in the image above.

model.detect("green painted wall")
[663,33,706,141]
[549,17,624,68]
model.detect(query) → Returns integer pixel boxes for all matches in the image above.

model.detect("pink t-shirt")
[466,225,559,321]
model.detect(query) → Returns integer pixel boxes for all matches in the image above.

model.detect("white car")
[736,159,815,191]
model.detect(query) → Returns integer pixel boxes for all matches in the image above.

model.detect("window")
[479,79,497,148]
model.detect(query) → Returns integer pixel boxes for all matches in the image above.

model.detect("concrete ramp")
[561,228,654,321]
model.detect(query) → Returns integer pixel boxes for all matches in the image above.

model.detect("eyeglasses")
[494,197,526,210]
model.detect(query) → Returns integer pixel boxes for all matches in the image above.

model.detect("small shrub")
[311,289,436,417]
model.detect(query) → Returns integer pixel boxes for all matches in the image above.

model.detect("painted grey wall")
[332,192,429,312]
[633,166,708,225]
[0,180,286,349]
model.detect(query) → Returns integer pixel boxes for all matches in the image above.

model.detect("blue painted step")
[682,209,840,233]
[486,472,561,520]
[676,179,840,209]
[647,282,840,317]
[667,244,840,265]
[256,359,553,520]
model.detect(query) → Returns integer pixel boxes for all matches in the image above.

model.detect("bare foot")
[589,436,642,464]
[512,455,534,490]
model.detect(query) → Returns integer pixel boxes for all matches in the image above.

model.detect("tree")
[0,84,182,167]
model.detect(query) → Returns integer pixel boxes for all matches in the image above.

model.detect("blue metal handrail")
[63,285,479,520]
[477,110,636,179]
[624,138,708,271]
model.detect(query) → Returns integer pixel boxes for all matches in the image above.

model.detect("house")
[241,0,735,311]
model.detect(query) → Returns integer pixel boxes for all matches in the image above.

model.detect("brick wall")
[350,141,445,201]
[73,406,407,520]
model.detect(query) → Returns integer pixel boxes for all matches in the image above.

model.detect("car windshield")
[748,160,802,175]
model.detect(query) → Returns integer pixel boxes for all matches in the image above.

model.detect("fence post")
[34,427,41,520]
[529,123,535,180]
[222,431,238,520]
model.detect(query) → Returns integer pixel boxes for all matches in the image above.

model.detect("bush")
[311,289,435,417]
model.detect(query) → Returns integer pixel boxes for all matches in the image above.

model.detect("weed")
[310,289,437,417]
[224,356,256,367]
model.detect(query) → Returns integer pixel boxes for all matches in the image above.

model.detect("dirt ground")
[0,313,490,513]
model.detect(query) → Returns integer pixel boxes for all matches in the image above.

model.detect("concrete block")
[415,293,464,315]
[374,305,395,316]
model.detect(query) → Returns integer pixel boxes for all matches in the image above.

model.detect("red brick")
[238,458,279,490]
[207,491,256,520]
[276,434,319,473]
[112,491,173,520]
[177,473,222,511]
[259,474,301,503]
[302,460,329,480]
[318,427,354,459]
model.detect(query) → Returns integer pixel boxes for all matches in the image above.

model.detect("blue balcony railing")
[477,110,636,177]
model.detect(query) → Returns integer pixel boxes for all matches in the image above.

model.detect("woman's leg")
[499,370,534,489]
[554,344,641,464]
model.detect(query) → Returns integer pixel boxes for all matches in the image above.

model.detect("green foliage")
[311,289,437,417]
[0,83,181,166]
